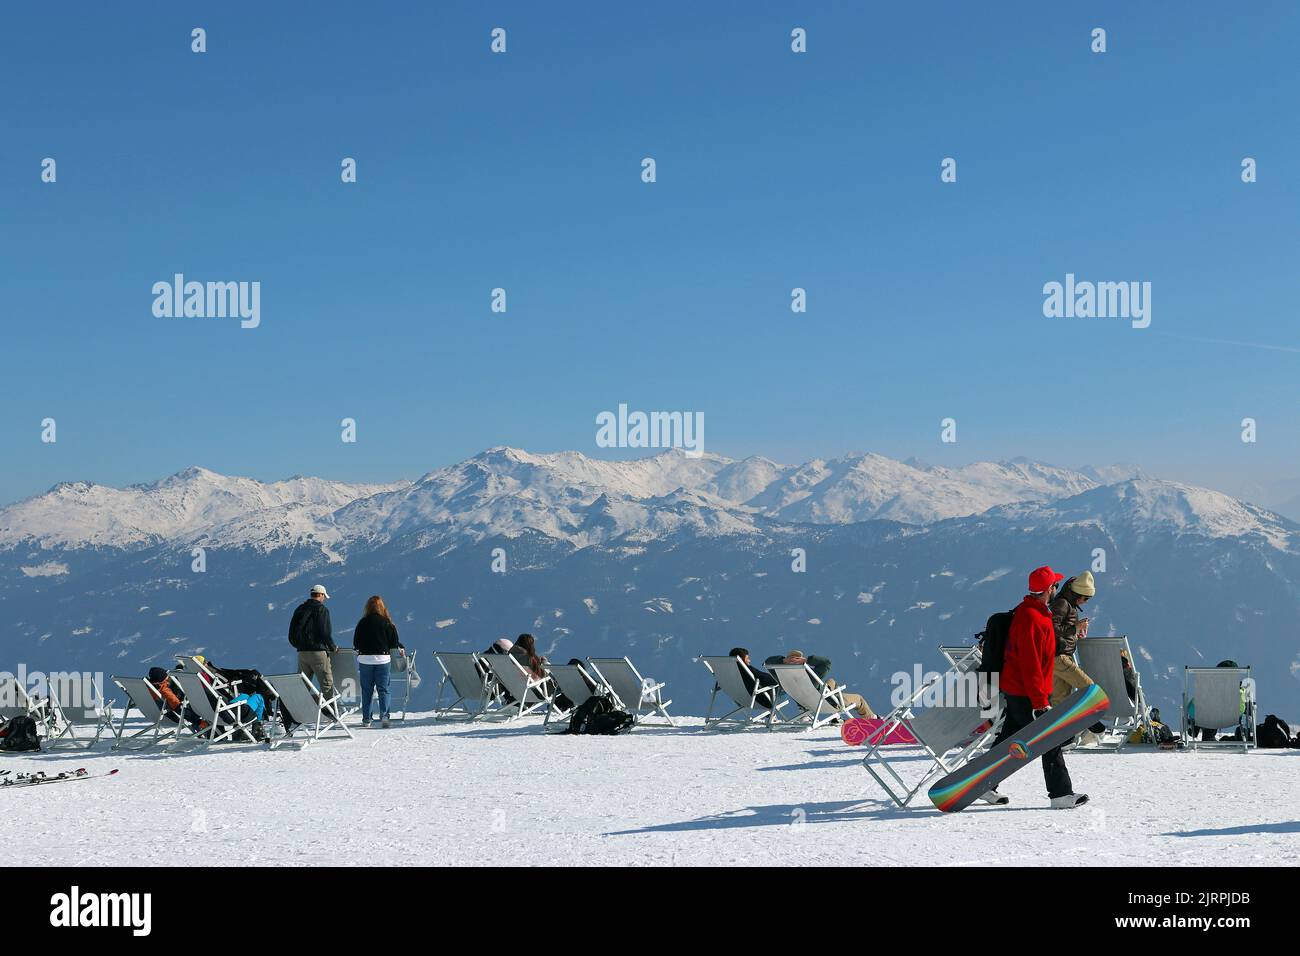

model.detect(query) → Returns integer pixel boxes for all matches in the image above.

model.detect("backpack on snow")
[1257,714,1293,749]
[976,610,1016,675]
[0,714,42,752]
[566,693,634,736]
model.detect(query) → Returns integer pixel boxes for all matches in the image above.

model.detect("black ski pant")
[993,694,1073,799]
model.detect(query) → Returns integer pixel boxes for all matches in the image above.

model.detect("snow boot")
[1050,793,1089,809]
[978,791,1010,806]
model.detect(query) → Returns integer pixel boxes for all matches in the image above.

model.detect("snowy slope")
[7,716,1298,867]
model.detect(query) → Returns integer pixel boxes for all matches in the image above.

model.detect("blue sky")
[3,1,1297,505]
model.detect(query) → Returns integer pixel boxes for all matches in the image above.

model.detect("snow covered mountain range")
[2,448,1297,718]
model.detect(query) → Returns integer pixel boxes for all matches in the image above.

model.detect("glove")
[1033,707,1050,719]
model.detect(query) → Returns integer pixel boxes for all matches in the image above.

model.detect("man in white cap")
[288,584,337,698]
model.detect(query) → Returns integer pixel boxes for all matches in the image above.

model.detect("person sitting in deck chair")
[729,647,780,708]
[479,638,516,702]
[148,667,203,733]
[1188,660,1250,741]
[765,649,875,718]
[511,634,557,699]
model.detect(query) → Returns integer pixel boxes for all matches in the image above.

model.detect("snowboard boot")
[1078,730,1101,747]
[978,791,1010,806]
[1050,793,1089,809]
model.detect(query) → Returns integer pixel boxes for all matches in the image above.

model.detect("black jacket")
[353,613,403,656]
[289,599,335,652]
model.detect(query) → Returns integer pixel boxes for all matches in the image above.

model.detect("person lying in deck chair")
[729,647,780,708]
[148,667,204,733]
[765,650,875,718]
[478,638,517,702]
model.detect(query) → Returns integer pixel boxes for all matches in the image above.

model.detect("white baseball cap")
[310,584,331,599]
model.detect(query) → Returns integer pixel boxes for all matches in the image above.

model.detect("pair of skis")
[0,768,119,790]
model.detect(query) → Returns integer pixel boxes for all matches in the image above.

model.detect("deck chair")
[588,657,677,728]
[701,656,790,729]
[0,676,55,736]
[329,648,361,719]
[544,663,604,727]
[45,676,117,749]
[387,650,420,720]
[861,700,1002,808]
[768,663,855,730]
[174,655,242,696]
[939,644,982,673]
[110,676,179,750]
[1183,666,1255,752]
[482,654,553,720]
[434,652,504,720]
[170,670,260,746]
[263,672,354,749]
[1075,636,1148,749]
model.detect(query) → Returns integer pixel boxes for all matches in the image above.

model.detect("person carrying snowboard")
[983,566,1089,809]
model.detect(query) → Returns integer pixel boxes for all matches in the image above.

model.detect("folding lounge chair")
[768,663,855,730]
[939,644,982,673]
[1183,666,1255,753]
[861,699,1002,807]
[170,670,260,746]
[263,672,354,749]
[44,675,118,749]
[110,676,179,750]
[0,676,55,737]
[329,648,361,719]
[387,649,420,721]
[482,654,554,721]
[544,663,604,727]
[434,652,504,720]
[588,657,677,728]
[701,656,790,729]
[1075,636,1149,749]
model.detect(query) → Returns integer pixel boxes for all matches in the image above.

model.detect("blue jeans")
[359,661,391,722]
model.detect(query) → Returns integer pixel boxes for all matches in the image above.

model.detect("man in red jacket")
[985,566,1089,809]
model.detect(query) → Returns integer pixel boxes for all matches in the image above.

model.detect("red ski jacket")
[1000,596,1056,709]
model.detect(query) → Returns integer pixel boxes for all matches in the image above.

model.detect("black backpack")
[0,715,42,752]
[566,694,634,736]
[976,610,1016,674]
[1257,714,1293,749]
[288,603,312,650]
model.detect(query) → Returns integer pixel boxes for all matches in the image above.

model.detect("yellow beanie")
[1070,571,1096,597]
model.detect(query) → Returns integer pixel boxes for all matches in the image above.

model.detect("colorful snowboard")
[927,684,1110,813]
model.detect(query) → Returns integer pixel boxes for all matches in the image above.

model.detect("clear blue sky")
[3,1,1297,505]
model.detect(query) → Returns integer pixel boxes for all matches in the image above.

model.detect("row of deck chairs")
[700,656,862,730]
[434,652,677,729]
[111,657,353,751]
[0,675,117,749]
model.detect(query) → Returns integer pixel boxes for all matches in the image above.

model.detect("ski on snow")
[0,768,119,790]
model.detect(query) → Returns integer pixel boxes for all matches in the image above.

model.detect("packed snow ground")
[6,715,1298,867]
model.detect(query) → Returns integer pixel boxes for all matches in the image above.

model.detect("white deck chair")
[860,649,1002,807]
[434,652,504,720]
[482,654,553,720]
[701,656,790,729]
[45,676,117,749]
[1075,636,1148,749]
[768,663,855,730]
[263,672,354,749]
[387,649,420,720]
[939,644,982,672]
[170,670,260,746]
[544,663,604,727]
[588,657,677,728]
[1183,666,1255,752]
[110,676,179,750]
[329,648,361,719]
[0,676,54,736]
